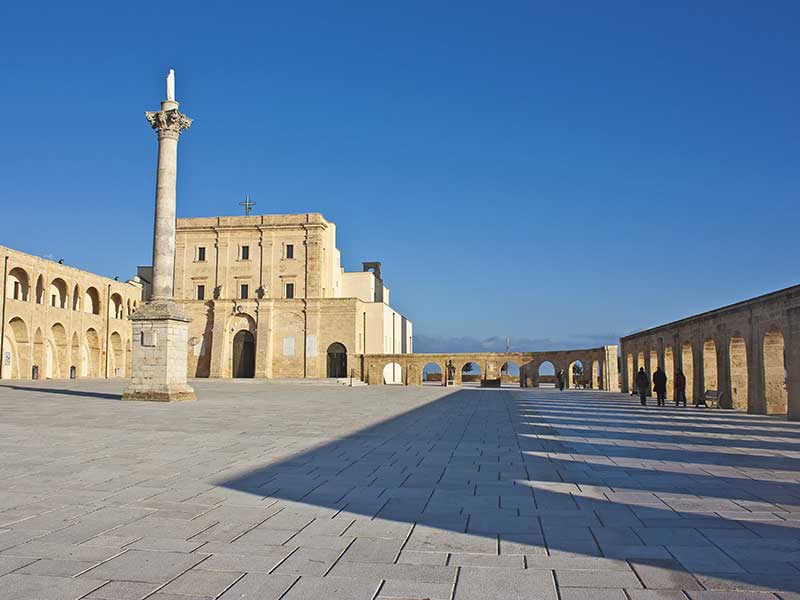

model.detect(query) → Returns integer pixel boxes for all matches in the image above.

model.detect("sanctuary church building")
[146,212,412,381]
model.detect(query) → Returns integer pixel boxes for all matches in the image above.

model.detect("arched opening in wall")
[703,339,718,396]
[44,338,56,379]
[49,278,68,309]
[461,362,481,386]
[500,361,520,387]
[637,351,645,373]
[110,294,124,319]
[7,267,30,301]
[232,330,256,379]
[383,362,403,385]
[729,336,748,411]
[681,342,694,403]
[326,342,348,378]
[85,328,101,377]
[568,360,585,389]
[663,347,675,400]
[422,362,443,386]
[50,323,67,378]
[591,360,602,389]
[649,351,658,376]
[35,275,44,305]
[32,327,44,378]
[70,332,81,379]
[72,285,81,311]
[4,317,29,380]
[538,360,556,388]
[84,287,101,315]
[626,354,634,392]
[109,332,124,377]
[763,329,787,415]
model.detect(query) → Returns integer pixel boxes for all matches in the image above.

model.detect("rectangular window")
[51,294,57,307]
[240,284,249,299]
[285,283,295,299]
[13,282,20,300]
[241,245,250,260]
[286,244,294,259]
[197,246,206,261]
[196,285,205,300]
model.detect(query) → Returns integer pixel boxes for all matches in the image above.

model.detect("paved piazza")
[1,382,800,599]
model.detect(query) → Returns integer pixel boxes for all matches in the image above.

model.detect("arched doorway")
[538,360,556,388]
[422,362,443,386]
[232,330,255,378]
[568,360,584,388]
[500,361,520,387]
[461,362,481,386]
[383,362,403,385]
[729,336,748,411]
[763,329,787,415]
[327,342,348,378]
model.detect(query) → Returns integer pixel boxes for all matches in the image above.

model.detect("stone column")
[123,73,195,402]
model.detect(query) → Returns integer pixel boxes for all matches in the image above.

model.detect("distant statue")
[166,69,176,102]
[446,360,455,382]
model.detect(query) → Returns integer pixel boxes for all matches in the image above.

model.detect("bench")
[700,389,723,408]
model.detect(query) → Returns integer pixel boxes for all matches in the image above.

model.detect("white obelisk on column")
[123,69,196,402]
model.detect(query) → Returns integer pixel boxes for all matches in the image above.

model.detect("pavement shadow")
[0,384,122,401]
[217,388,800,593]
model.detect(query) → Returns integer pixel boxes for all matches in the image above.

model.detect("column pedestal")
[123,300,196,402]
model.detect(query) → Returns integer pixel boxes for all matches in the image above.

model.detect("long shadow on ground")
[217,388,800,593]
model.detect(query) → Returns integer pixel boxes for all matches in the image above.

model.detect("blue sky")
[0,2,797,349]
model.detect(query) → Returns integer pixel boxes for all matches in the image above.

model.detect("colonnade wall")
[620,285,800,419]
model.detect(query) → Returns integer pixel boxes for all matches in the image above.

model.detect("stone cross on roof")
[239,195,256,215]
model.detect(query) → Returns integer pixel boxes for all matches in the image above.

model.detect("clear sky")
[1,2,797,350]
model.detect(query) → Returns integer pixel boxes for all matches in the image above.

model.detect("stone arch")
[7,267,30,301]
[568,359,584,388]
[48,278,68,309]
[109,293,124,319]
[226,313,257,378]
[681,341,694,403]
[537,360,556,388]
[383,361,403,385]
[109,332,124,377]
[326,342,348,378]
[500,361,520,386]
[32,327,44,378]
[70,332,82,378]
[85,328,101,377]
[663,346,675,400]
[763,328,787,415]
[422,361,444,386]
[703,338,718,395]
[35,275,45,304]
[84,287,101,315]
[3,316,30,379]
[461,361,481,386]
[50,323,67,378]
[72,284,81,311]
[729,335,748,411]
[637,351,646,373]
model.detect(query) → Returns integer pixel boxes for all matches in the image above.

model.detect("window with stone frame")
[286,244,294,259]
[240,283,249,299]
[197,246,206,262]
[241,245,250,260]
[196,284,205,300]
[285,282,295,299]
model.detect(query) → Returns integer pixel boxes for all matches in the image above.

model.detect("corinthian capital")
[145,109,193,139]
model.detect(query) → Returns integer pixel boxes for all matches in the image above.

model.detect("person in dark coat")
[653,366,667,406]
[635,367,649,406]
[674,369,687,406]
[557,369,565,391]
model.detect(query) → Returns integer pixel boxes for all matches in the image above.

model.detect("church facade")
[147,212,413,380]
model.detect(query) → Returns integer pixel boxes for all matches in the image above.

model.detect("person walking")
[674,369,687,406]
[635,367,649,406]
[653,366,667,406]
[557,369,565,391]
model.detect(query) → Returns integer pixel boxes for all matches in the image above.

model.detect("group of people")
[634,366,688,407]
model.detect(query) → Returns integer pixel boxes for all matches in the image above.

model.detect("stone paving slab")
[1,380,800,598]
